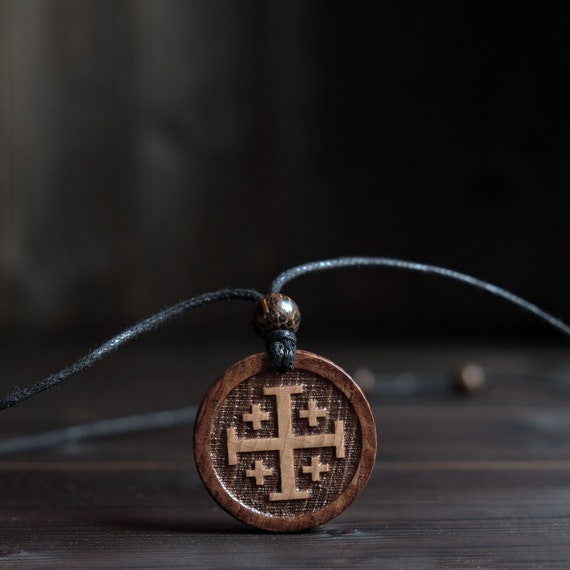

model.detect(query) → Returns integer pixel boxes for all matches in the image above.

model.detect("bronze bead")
[251,294,301,338]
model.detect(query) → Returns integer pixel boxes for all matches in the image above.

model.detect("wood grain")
[0,343,569,567]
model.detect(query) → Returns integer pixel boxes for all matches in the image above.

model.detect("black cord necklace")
[1,256,568,532]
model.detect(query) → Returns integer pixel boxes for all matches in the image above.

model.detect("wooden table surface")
[0,340,569,569]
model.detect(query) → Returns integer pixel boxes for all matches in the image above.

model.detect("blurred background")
[0,1,568,343]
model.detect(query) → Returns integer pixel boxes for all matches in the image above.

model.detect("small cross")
[299,399,327,426]
[302,455,330,482]
[246,460,274,485]
[242,403,270,430]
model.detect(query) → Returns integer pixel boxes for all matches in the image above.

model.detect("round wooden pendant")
[194,350,377,532]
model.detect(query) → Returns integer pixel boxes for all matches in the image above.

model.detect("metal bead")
[251,294,301,338]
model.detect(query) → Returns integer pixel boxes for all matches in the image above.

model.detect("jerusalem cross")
[226,385,345,501]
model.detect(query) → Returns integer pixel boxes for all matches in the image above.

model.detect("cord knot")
[265,329,297,373]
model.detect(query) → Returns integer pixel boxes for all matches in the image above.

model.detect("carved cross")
[299,399,327,427]
[242,403,270,430]
[246,460,274,485]
[227,385,345,501]
[302,455,330,482]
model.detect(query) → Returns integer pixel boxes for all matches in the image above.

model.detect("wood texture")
[194,351,376,532]
[0,342,569,567]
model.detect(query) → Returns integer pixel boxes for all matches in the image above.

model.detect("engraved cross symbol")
[299,399,327,426]
[246,460,273,485]
[302,455,330,481]
[227,385,345,501]
[242,403,270,430]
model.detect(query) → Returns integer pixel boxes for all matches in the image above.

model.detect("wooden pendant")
[194,350,377,532]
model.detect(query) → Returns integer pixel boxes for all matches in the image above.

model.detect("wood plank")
[0,344,569,567]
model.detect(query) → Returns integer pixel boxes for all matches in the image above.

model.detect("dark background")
[0,1,568,342]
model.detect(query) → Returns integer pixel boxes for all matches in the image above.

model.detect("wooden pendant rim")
[194,350,377,532]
